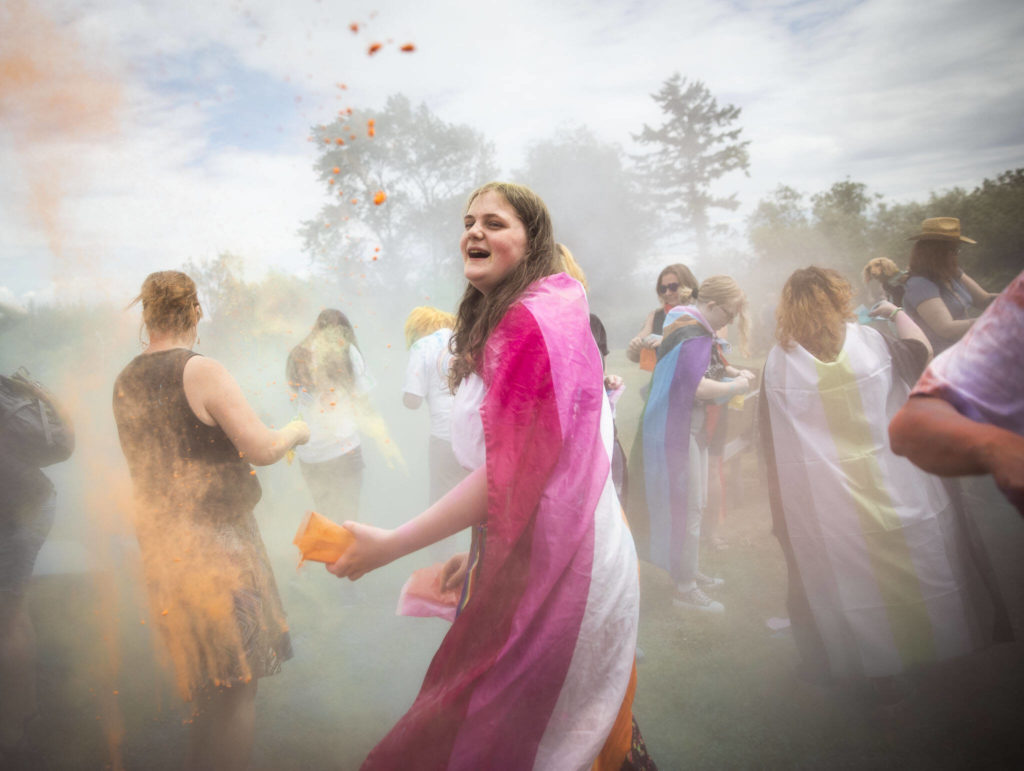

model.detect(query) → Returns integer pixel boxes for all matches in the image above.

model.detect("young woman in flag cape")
[330,182,654,770]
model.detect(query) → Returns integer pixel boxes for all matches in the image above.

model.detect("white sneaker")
[695,572,725,590]
[672,587,724,613]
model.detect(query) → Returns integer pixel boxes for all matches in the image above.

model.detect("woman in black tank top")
[113,271,309,771]
[626,263,699,364]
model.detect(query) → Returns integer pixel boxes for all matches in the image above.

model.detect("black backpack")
[0,367,75,468]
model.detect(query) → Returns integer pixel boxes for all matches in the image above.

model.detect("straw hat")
[907,217,976,244]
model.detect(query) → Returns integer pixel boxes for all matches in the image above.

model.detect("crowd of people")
[1,181,1020,769]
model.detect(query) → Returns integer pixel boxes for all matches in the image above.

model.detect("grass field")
[17,350,1024,769]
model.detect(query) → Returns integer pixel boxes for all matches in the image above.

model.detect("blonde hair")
[699,275,750,354]
[130,271,202,338]
[404,306,455,348]
[556,243,589,293]
[776,267,854,362]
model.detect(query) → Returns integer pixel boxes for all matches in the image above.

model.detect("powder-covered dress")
[113,348,292,699]
[362,274,647,770]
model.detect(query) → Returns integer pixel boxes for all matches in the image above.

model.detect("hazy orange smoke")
[0,0,121,272]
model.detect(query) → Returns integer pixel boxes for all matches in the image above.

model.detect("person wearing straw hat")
[903,217,997,354]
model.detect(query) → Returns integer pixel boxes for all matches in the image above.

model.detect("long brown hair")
[776,267,854,362]
[909,240,960,285]
[449,182,557,388]
[287,309,360,393]
[130,270,203,338]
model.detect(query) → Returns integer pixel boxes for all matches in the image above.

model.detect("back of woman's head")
[909,240,960,285]
[131,271,202,337]
[404,306,456,348]
[776,267,853,361]
[657,263,699,303]
[289,309,357,391]
[450,182,557,388]
[315,308,352,332]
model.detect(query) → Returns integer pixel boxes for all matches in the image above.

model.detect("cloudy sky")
[2,0,1023,304]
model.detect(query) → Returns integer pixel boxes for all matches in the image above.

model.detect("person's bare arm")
[890,396,1024,500]
[870,300,933,360]
[960,273,997,310]
[328,465,487,580]
[695,372,753,401]
[184,356,309,465]
[626,310,657,362]
[914,297,974,344]
[403,392,423,409]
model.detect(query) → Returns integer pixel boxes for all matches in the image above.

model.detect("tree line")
[293,74,1021,326]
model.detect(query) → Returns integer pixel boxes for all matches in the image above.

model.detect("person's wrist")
[888,306,902,321]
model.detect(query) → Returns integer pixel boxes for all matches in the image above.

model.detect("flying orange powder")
[0,0,121,279]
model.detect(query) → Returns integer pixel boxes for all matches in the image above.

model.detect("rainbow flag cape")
[761,323,1008,678]
[627,308,713,581]
[363,274,640,770]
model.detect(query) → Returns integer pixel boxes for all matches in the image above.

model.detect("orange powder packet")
[293,510,354,565]
[639,347,656,372]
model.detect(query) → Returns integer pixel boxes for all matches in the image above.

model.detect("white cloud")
[2,0,1022,300]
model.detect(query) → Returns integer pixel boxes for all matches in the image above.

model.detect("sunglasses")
[658,282,680,295]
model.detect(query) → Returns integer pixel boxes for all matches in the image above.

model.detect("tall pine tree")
[634,75,750,260]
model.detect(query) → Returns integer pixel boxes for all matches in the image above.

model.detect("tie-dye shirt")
[911,270,1024,437]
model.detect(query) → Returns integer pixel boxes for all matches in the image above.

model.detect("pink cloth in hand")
[396,562,460,622]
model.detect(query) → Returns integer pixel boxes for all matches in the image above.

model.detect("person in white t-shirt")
[402,307,469,504]
[287,309,375,522]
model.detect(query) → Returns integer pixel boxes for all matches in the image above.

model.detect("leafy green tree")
[300,94,498,292]
[747,170,1024,295]
[633,74,750,260]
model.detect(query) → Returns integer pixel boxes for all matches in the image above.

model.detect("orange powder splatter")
[335,138,344,145]
[368,42,383,55]
[332,166,340,174]
[400,43,416,52]
[373,190,387,205]
[328,178,335,185]
[349,23,359,33]
[350,198,358,204]
[367,119,375,137]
